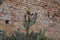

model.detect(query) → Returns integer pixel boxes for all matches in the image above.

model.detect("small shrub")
[23,11,37,36]
[29,27,47,40]
[0,30,7,40]
[8,29,23,40]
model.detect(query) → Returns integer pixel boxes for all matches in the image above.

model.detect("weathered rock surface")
[0,0,60,39]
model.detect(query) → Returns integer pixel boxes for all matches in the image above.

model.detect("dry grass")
[0,23,15,36]
[0,23,45,36]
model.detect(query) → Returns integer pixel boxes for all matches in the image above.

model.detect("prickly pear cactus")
[23,10,37,40]
[23,11,37,31]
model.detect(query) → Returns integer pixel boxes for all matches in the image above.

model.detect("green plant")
[23,11,37,36]
[36,27,47,40]
[29,27,47,40]
[23,11,37,40]
[15,29,22,40]
[0,30,7,40]
[9,29,23,40]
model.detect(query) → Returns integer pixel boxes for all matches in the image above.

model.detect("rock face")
[0,0,60,39]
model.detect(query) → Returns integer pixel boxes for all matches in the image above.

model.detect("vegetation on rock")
[0,11,47,40]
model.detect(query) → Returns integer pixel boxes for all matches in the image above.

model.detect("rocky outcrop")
[0,0,60,39]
